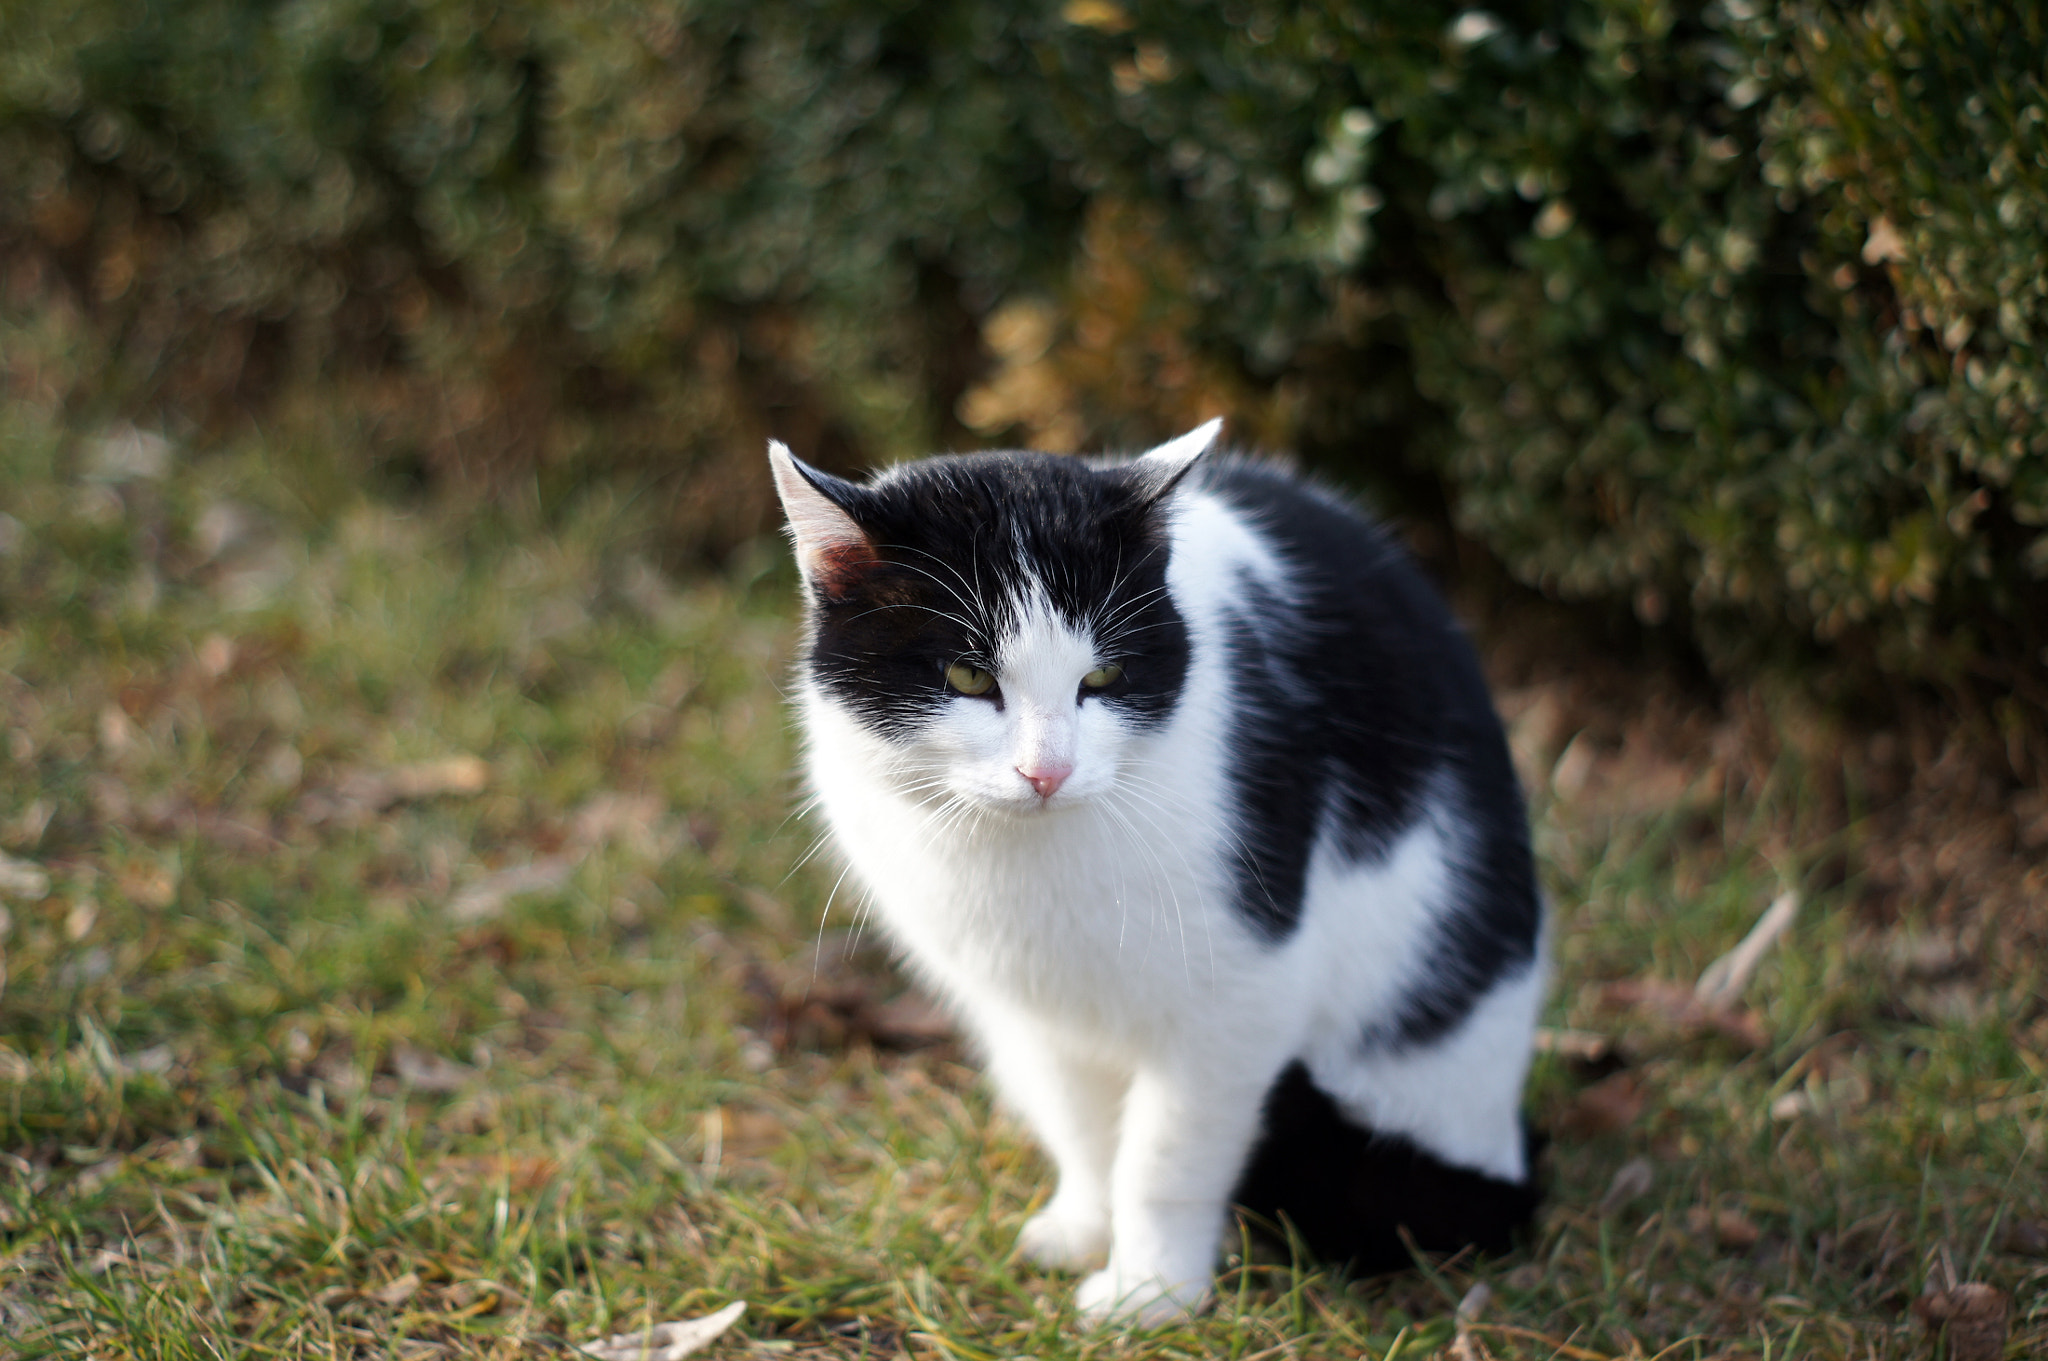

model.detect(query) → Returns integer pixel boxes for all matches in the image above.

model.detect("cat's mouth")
[947,776,1085,817]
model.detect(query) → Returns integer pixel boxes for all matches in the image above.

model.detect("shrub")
[2,0,2043,721]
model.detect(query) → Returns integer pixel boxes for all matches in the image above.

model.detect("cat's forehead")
[871,450,1127,520]
[851,455,1157,620]
[856,452,1152,570]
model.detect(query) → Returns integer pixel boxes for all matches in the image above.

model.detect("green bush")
[2,0,2043,715]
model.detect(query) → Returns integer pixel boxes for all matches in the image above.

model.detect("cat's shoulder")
[1181,453,1411,581]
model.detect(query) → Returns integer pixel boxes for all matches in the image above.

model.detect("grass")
[2,358,2044,1358]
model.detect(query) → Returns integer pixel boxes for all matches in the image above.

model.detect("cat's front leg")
[978,1015,1125,1270]
[1076,1061,1273,1325]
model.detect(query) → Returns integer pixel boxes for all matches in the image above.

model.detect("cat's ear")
[1132,418,1222,504]
[768,440,875,598]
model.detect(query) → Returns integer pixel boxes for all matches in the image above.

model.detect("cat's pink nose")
[1019,764,1071,799]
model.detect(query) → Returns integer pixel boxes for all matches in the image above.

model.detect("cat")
[769,420,1545,1325]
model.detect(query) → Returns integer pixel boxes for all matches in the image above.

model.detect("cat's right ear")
[768,440,875,599]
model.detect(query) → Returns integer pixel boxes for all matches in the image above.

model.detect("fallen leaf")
[391,1043,473,1094]
[378,755,490,801]
[444,1278,510,1316]
[1597,1156,1654,1215]
[312,755,492,822]
[85,1242,132,1273]
[370,1272,422,1308]
[1769,1090,1810,1121]
[1502,686,1570,793]
[439,1154,560,1192]
[579,1300,747,1361]
[864,994,955,1048]
[7,798,52,846]
[569,792,674,857]
[75,1159,126,1199]
[1595,978,1768,1049]
[1886,929,1973,980]
[1550,731,1597,799]
[2000,1219,2048,1257]
[717,1107,786,1159]
[90,424,171,482]
[747,941,955,1054]
[121,1044,175,1076]
[1558,1072,1646,1139]
[97,705,135,755]
[1686,1205,1762,1250]
[87,774,134,826]
[1862,214,1908,266]
[1906,982,1992,1025]
[1913,1282,2009,1361]
[196,633,237,678]
[64,900,98,942]
[118,861,179,909]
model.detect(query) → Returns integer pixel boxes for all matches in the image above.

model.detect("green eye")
[945,662,996,696]
[1081,663,1123,690]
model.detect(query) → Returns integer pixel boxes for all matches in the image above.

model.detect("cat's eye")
[945,662,996,697]
[1081,663,1123,690]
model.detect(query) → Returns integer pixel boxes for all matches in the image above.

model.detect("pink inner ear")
[811,537,878,599]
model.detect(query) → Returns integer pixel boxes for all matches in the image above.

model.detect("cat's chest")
[806,733,1249,1011]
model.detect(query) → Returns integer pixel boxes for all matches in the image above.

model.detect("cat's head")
[771,423,1219,815]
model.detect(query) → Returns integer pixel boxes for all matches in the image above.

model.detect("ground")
[1,368,2044,1358]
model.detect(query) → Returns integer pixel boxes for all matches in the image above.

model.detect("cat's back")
[1170,456,1540,1038]
[1187,459,1483,689]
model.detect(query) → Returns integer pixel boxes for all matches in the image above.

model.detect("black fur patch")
[1230,1061,1542,1274]
[796,452,1191,740]
[1196,462,1541,1044]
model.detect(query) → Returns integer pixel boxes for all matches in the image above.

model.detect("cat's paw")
[1016,1205,1110,1271]
[1074,1265,1211,1326]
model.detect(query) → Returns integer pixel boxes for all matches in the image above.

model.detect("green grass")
[1,372,2043,1358]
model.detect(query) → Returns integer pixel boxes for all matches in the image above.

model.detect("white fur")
[791,440,1540,1326]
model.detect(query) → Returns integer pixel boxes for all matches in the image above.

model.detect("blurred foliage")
[3,0,2046,718]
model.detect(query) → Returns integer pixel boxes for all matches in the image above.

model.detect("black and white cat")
[770,421,1545,1324]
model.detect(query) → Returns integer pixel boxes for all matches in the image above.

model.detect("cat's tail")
[1229,1061,1544,1275]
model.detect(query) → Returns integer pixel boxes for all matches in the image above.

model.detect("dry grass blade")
[578,1301,747,1361]
[448,856,577,922]
[1694,891,1800,1010]
[1533,1027,1610,1062]
[362,755,492,805]
[1449,1282,1494,1361]
[0,850,50,900]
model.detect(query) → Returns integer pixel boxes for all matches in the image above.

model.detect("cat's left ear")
[768,440,875,598]
[1132,418,1222,504]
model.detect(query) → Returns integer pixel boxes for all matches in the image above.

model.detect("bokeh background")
[3,2,2046,1357]
[8,0,2048,711]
